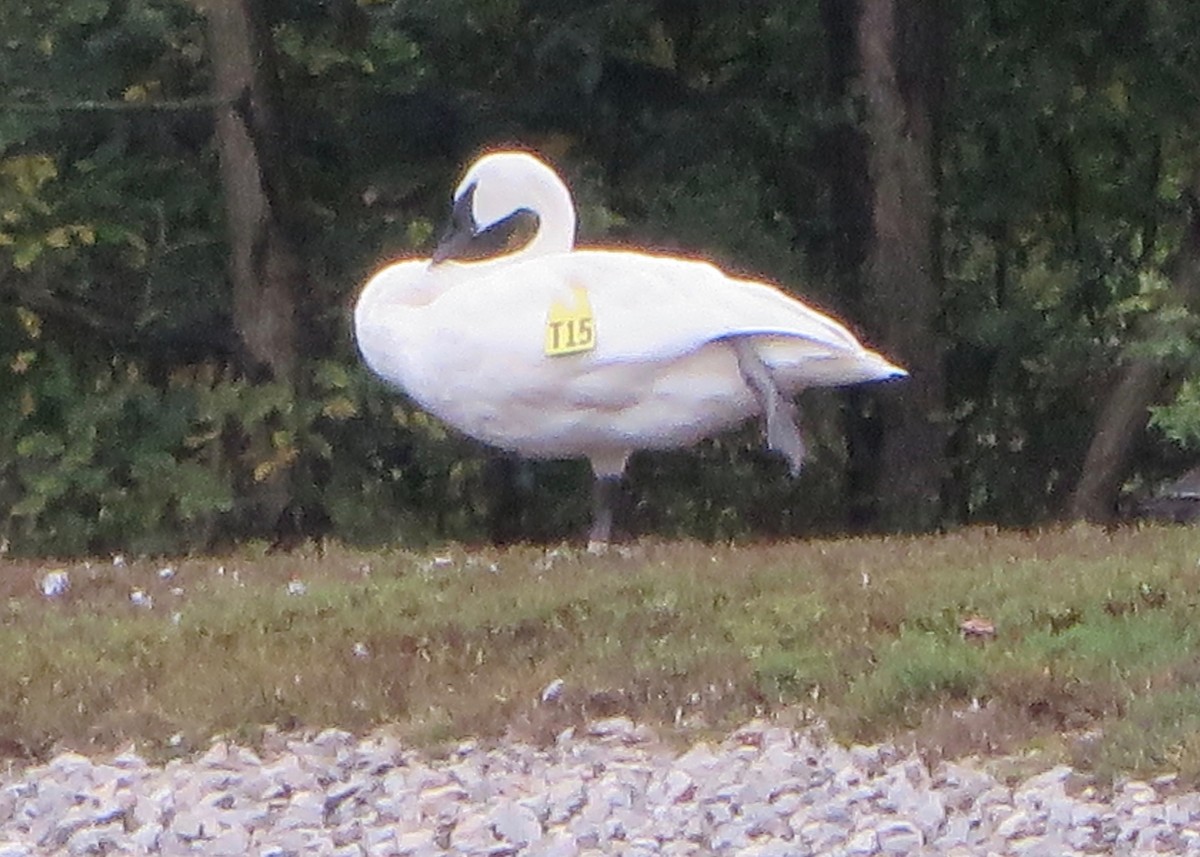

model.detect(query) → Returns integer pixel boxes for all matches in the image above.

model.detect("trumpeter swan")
[355,151,906,549]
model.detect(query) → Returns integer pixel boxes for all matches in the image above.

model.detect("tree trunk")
[202,0,303,533]
[856,0,947,530]
[203,0,298,384]
[819,0,879,530]
[1069,361,1171,522]
[1069,177,1200,522]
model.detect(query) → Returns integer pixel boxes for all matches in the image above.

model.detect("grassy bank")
[3,525,1200,781]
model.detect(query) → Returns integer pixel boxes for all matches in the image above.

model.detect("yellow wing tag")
[544,285,596,356]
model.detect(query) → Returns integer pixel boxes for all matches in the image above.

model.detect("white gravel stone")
[546,780,587,824]
[743,842,811,857]
[65,822,124,856]
[846,827,879,854]
[995,808,1040,839]
[709,819,751,851]
[490,799,543,846]
[40,571,69,598]
[209,826,252,856]
[876,819,923,853]
[0,721,1196,856]
[587,717,635,739]
[526,830,580,857]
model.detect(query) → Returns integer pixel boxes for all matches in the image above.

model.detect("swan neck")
[531,205,575,256]
[527,173,577,256]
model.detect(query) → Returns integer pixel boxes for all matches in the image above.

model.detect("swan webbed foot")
[731,337,807,476]
[588,473,622,550]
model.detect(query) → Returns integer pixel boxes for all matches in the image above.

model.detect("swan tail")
[754,337,908,389]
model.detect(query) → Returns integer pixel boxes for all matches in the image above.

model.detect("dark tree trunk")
[1069,361,1172,522]
[203,0,304,532]
[856,0,947,530]
[1070,176,1200,522]
[204,0,299,384]
[819,0,879,530]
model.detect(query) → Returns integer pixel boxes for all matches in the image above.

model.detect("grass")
[4,524,1200,782]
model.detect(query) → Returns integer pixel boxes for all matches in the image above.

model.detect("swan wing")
[576,252,866,359]
[354,259,432,388]
[420,250,904,385]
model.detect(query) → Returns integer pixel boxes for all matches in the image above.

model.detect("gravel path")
[0,717,1196,856]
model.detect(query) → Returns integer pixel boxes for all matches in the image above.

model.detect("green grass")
[5,524,1200,781]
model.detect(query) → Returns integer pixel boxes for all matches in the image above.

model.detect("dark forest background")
[2,0,1199,554]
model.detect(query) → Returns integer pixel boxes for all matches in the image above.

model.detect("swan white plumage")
[355,150,907,548]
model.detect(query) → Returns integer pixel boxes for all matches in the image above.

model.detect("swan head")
[432,151,577,265]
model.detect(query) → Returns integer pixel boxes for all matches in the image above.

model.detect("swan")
[355,150,907,549]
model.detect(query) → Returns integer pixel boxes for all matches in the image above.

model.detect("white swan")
[355,150,906,548]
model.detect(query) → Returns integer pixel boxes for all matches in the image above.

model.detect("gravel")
[0,717,1196,856]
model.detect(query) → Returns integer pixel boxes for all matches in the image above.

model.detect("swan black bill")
[432,182,541,264]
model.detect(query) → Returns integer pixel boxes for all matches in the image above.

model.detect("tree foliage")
[0,0,1199,554]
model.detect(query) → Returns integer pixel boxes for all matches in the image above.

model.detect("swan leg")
[587,474,622,554]
[731,337,807,476]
